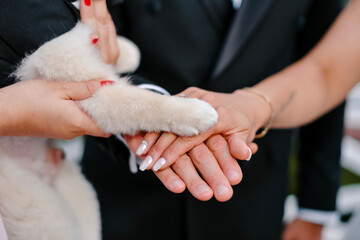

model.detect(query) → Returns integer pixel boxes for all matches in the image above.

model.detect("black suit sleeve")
[0,0,165,168]
[296,0,343,212]
[0,0,79,87]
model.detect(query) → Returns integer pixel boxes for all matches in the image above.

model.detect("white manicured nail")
[136,140,148,155]
[246,147,252,161]
[153,157,166,171]
[139,155,153,171]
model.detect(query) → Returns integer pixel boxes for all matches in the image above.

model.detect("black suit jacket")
[0,0,343,239]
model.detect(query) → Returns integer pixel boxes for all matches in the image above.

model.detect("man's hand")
[125,133,242,201]
[282,219,323,240]
[123,86,274,202]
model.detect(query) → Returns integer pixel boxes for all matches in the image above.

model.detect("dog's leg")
[78,82,218,136]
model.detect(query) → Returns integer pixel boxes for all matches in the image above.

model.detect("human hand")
[282,219,322,240]
[0,79,110,140]
[80,0,119,65]
[125,132,244,201]
[133,87,265,174]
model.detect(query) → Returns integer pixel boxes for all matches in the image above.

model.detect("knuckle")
[207,135,226,152]
[192,145,211,164]
[173,155,190,169]
[165,146,180,160]
[186,86,199,92]
[200,93,216,103]
[216,105,230,118]
[149,143,164,156]
[98,13,111,25]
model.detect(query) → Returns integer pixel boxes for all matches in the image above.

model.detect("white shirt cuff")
[298,208,339,225]
[137,83,170,95]
[115,134,140,174]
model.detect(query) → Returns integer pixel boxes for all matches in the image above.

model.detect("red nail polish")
[92,37,98,45]
[101,80,115,86]
[85,0,91,6]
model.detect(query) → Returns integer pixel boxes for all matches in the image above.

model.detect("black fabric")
[0,0,344,240]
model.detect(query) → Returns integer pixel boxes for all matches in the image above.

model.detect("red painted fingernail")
[85,0,91,6]
[92,37,99,45]
[101,80,115,86]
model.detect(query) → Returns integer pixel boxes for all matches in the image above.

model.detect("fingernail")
[136,140,148,155]
[246,147,252,161]
[100,80,115,86]
[196,185,211,195]
[92,37,99,45]
[171,180,183,190]
[216,185,230,196]
[85,0,91,6]
[139,156,153,171]
[228,170,239,182]
[152,157,166,171]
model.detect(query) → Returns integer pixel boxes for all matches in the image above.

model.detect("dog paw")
[168,97,218,136]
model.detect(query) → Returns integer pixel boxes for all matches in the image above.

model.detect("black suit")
[0,0,343,239]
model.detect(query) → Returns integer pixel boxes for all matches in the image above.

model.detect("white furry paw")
[167,97,218,136]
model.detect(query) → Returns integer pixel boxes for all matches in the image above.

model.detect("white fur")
[13,23,218,136]
[0,22,218,239]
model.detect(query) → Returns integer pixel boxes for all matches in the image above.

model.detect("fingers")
[188,144,233,202]
[80,0,96,26]
[150,131,213,172]
[226,132,253,161]
[138,132,177,171]
[205,134,243,185]
[153,166,186,194]
[123,132,146,155]
[61,80,113,138]
[63,79,107,101]
[171,154,213,201]
[80,0,119,64]
[248,142,259,155]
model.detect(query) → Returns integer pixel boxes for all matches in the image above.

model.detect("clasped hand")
[125,87,271,202]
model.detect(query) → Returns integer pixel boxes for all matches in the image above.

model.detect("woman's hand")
[0,79,110,140]
[125,132,242,201]
[137,88,265,173]
[123,87,269,201]
[80,0,119,65]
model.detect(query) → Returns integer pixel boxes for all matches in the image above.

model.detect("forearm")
[252,0,360,128]
[0,87,10,136]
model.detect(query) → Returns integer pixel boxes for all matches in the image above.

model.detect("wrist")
[233,89,272,135]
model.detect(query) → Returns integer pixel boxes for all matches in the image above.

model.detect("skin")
[0,79,108,140]
[282,219,322,240]
[82,0,360,237]
[129,0,360,199]
[79,0,248,201]
[124,0,360,238]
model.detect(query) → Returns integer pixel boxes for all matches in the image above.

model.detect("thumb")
[64,79,114,101]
